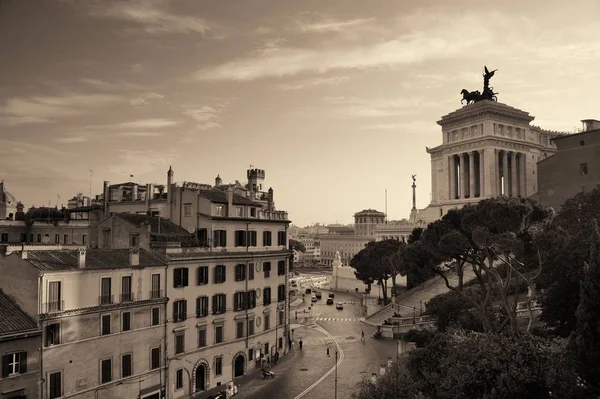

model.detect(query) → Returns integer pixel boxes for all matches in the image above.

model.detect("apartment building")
[0,246,168,399]
[0,290,41,399]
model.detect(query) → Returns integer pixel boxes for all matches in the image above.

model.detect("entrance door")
[195,365,206,392]
[234,355,245,378]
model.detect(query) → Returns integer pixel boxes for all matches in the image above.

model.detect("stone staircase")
[365,269,477,326]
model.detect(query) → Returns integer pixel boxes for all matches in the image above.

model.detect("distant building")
[0,247,168,399]
[0,181,18,221]
[0,289,41,399]
[353,209,385,237]
[67,193,93,210]
[535,119,600,211]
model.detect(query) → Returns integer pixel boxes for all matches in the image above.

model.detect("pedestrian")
[326,347,330,356]
[275,351,280,363]
[267,356,271,367]
[299,339,303,350]
[288,339,292,350]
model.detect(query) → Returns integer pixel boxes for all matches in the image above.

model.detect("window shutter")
[212,296,217,314]
[1,355,9,378]
[196,297,201,316]
[183,268,189,286]
[19,352,27,374]
[173,302,178,321]
[222,266,226,283]
[197,268,201,285]
[173,269,179,288]
[223,295,227,313]
[183,300,187,320]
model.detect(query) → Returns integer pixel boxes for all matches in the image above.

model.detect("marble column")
[469,152,476,199]
[460,153,467,199]
[494,149,501,196]
[449,155,456,200]
[478,150,484,197]
[519,152,527,196]
[502,150,509,196]
[510,152,518,196]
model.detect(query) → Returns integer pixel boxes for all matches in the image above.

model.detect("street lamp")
[326,340,338,399]
[392,325,402,360]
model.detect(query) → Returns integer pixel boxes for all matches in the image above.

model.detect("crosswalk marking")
[315,317,361,322]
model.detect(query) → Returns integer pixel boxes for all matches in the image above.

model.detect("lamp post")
[392,325,402,360]
[326,340,338,399]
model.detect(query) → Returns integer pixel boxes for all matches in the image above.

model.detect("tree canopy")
[351,239,403,302]
[289,238,306,253]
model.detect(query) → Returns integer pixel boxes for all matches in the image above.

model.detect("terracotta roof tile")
[24,248,167,271]
[0,290,38,335]
[114,213,191,236]
[199,188,259,206]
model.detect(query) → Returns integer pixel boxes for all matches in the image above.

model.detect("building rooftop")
[354,209,385,216]
[113,213,191,236]
[0,181,17,207]
[23,248,167,271]
[0,289,38,335]
[201,188,260,206]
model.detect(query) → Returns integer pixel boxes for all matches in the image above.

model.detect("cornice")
[437,101,535,129]
[427,136,557,156]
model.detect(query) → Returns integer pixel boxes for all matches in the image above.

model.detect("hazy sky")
[1,0,599,226]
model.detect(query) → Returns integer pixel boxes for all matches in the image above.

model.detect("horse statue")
[461,89,481,105]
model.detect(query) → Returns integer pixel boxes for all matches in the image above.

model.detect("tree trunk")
[391,274,397,295]
[381,279,388,303]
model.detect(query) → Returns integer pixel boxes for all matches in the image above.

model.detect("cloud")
[182,101,231,130]
[116,118,178,129]
[322,96,442,117]
[297,18,374,33]
[108,149,178,176]
[79,78,145,91]
[130,92,164,106]
[194,27,491,81]
[113,131,165,137]
[83,0,211,35]
[56,136,88,143]
[0,93,123,124]
[359,120,438,132]
[0,116,56,126]
[276,76,354,91]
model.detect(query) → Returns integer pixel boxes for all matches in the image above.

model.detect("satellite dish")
[187,226,196,234]
[42,236,50,244]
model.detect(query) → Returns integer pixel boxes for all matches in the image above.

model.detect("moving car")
[311,295,318,303]
[326,298,334,305]
[328,293,335,299]
[315,290,322,299]
[305,288,312,294]
[336,302,344,310]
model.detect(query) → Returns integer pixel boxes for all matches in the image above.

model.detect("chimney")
[215,174,222,187]
[132,184,138,201]
[145,183,152,210]
[103,181,110,215]
[129,247,140,267]
[166,166,174,219]
[78,248,86,269]
[268,187,274,211]
[227,185,234,217]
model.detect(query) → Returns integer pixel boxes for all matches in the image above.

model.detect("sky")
[1,0,600,227]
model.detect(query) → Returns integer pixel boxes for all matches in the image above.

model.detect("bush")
[403,329,435,348]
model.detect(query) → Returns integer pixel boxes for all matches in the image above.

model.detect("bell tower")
[247,167,265,192]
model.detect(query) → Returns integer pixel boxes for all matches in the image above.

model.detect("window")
[236,321,244,339]
[249,349,254,362]
[215,356,223,376]
[196,296,209,318]
[37,234,41,243]
[173,300,187,322]
[263,287,271,305]
[121,275,133,302]
[173,268,189,288]
[100,358,112,384]
[264,314,270,330]
[150,347,160,369]
[581,163,589,176]
[1,352,26,377]
[279,337,283,349]
[213,229,227,247]
[82,235,87,245]
[250,208,257,217]
[212,294,226,315]
[248,263,255,280]
[48,281,62,312]
[45,323,60,346]
[234,292,246,311]
[198,328,207,348]
[184,204,192,216]
[248,319,255,336]
[29,233,34,243]
[214,265,226,283]
[263,262,271,278]
[277,260,286,276]
[122,311,131,332]
[216,205,224,216]
[278,285,286,302]
[55,234,60,244]
[235,230,247,247]
[101,314,111,335]
[176,368,184,390]
[151,274,161,298]
[215,325,224,344]
[49,371,62,399]
[122,354,133,378]
[247,290,257,309]
[277,231,286,246]
[278,310,285,326]
[236,207,243,217]
[63,234,68,244]
[20,233,27,243]
[197,228,208,246]
[235,264,246,281]
[197,266,209,285]
[151,307,160,326]
[175,333,185,354]
[130,234,139,247]
[263,231,272,246]
[100,277,112,305]
[249,231,257,246]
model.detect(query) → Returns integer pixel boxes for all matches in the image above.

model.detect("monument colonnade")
[448,149,527,200]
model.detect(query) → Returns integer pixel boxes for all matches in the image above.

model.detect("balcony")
[150,289,163,299]
[45,300,64,313]
[120,292,135,303]
[259,210,289,221]
[99,294,114,306]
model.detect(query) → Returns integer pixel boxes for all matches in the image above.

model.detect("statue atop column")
[460,66,499,105]
[411,175,417,211]
[335,251,341,262]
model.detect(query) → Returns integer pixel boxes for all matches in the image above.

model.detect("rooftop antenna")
[385,189,388,223]
[88,169,94,198]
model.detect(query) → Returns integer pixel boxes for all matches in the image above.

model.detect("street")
[243,280,398,399]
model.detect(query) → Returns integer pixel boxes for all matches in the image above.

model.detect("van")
[315,290,322,299]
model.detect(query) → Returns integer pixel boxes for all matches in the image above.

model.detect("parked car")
[336,302,344,310]
[311,295,318,303]
[328,293,335,299]
[315,290,322,299]
[326,298,334,305]
[305,288,312,294]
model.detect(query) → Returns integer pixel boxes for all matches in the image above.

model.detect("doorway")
[195,365,206,392]
[234,355,245,378]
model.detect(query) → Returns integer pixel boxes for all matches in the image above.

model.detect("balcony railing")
[120,293,134,303]
[45,300,64,313]
[150,289,163,299]
[99,294,114,306]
